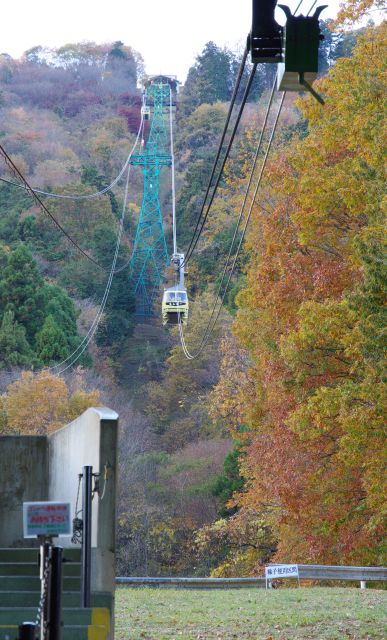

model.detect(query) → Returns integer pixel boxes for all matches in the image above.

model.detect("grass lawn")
[115,586,387,639]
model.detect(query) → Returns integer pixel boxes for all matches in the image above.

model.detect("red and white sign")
[23,502,71,538]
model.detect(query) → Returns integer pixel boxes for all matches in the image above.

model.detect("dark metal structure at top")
[248,0,327,101]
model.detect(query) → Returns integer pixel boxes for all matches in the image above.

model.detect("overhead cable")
[178,90,286,359]
[0,122,144,201]
[49,164,132,374]
[169,87,177,255]
[0,115,143,273]
[0,143,108,269]
[178,77,278,358]
[181,47,249,266]
[182,62,257,268]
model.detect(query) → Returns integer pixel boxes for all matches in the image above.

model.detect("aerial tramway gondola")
[141,105,150,120]
[162,286,189,325]
[162,253,189,326]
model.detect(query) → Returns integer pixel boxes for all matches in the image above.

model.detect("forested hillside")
[0,4,384,577]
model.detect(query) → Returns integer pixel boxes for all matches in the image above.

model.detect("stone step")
[63,625,108,640]
[0,563,81,577]
[0,591,112,609]
[0,549,81,563]
[0,576,80,591]
[0,607,94,625]
[0,624,108,640]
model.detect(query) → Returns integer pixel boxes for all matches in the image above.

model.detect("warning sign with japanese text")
[23,502,71,538]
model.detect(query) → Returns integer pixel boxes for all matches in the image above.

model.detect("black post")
[39,540,51,640]
[49,546,63,640]
[18,623,36,640]
[81,465,93,608]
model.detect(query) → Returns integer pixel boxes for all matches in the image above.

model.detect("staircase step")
[0,625,108,640]
[0,591,112,609]
[63,625,108,640]
[0,548,81,562]
[0,563,81,577]
[0,576,80,591]
[0,608,97,625]
[0,625,17,640]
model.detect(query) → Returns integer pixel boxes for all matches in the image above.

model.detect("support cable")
[178,91,285,359]
[0,143,109,269]
[0,120,144,201]
[0,115,143,273]
[181,47,249,266]
[169,87,177,255]
[182,62,257,268]
[49,163,132,374]
[306,0,318,15]
[177,0,311,357]
[178,77,277,357]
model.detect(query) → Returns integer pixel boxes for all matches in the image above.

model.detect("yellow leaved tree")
[2,370,100,435]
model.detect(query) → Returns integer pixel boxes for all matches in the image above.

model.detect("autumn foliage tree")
[1,369,100,435]
[210,22,386,570]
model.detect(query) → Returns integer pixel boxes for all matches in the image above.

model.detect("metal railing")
[297,565,387,581]
[116,565,387,589]
[116,576,266,588]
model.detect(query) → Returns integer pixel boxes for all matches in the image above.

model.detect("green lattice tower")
[129,83,171,316]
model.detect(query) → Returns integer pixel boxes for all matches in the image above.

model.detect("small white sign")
[23,502,71,538]
[265,564,299,580]
[265,564,300,589]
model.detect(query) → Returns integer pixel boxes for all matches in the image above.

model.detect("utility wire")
[181,46,249,267]
[306,0,318,15]
[178,90,285,359]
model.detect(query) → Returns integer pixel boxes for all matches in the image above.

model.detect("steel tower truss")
[129,83,171,316]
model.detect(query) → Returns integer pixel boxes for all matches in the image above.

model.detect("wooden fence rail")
[116,565,386,589]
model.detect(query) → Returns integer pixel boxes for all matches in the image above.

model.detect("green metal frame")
[129,84,171,316]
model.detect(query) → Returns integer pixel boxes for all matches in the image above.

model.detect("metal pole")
[49,546,63,639]
[18,623,36,640]
[179,255,185,289]
[40,540,51,640]
[81,465,93,608]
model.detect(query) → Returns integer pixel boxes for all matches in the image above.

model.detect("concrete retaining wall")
[0,407,118,595]
[48,407,118,592]
[0,436,48,547]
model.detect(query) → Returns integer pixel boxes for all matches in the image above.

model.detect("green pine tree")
[35,315,69,365]
[212,445,245,517]
[0,244,44,342]
[0,310,35,368]
[178,42,234,118]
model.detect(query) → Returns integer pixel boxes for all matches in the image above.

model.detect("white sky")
[4,1,342,82]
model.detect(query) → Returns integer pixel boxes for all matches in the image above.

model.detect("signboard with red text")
[23,502,71,538]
